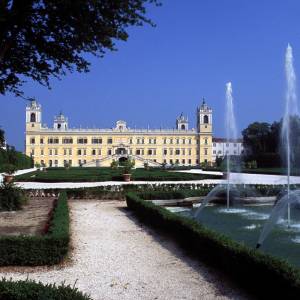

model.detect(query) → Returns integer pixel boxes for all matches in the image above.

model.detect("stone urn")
[123,173,131,182]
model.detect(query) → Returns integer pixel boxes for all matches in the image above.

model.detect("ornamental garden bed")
[0,197,55,236]
[0,192,70,266]
[15,167,223,182]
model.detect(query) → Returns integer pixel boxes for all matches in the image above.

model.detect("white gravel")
[0,200,250,300]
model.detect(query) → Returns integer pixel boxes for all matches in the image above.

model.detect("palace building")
[25,99,213,167]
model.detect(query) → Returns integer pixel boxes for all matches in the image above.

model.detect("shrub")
[126,192,300,299]
[0,278,91,300]
[0,191,70,266]
[0,183,27,211]
[110,160,118,169]
[1,163,17,174]
[245,153,281,168]
[0,148,33,172]
[122,159,135,174]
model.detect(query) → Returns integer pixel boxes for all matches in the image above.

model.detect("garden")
[125,190,300,299]
[2,181,300,299]
[0,182,93,299]
[15,166,222,182]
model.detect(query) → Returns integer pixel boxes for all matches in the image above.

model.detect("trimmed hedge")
[126,192,300,299]
[0,278,91,300]
[0,192,69,266]
[24,183,291,202]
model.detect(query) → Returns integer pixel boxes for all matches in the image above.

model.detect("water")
[179,205,300,269]
[257,44,300,247]
[194,83,241,218]
[225,82,239,209]
[282,44,298,226]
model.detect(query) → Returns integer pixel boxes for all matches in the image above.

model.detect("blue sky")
[1,0,300,150]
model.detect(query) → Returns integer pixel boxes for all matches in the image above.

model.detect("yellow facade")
[25,100,213,167]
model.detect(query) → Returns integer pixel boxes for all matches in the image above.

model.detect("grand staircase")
[82,153,162,167]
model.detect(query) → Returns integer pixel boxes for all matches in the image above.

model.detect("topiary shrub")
[0,182,27,211]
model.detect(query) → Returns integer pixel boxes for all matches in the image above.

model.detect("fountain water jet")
[256,44,300,248]
[225,82,239,209]
[194,82,251,219]
[282,44,298,227]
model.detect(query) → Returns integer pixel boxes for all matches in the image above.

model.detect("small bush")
[0,278,91,300]
[0,183,27,211]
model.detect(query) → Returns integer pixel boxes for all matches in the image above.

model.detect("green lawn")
[239,168,300,176]
[15,167,223,182]
[203,167,300,176]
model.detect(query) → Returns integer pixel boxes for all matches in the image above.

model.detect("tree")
[0,0,159,97]
[242,122,279,154]
[0,129,5,147]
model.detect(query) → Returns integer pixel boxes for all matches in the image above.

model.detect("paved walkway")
[0,201,249,300]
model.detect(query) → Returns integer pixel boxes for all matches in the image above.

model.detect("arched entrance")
[116,148,127,155]
[118,156,128,166]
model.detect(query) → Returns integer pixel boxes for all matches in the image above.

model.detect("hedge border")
[126,192,300,299]
[0,191,69,266]
[24,183,298,207]
[0,278,91,300]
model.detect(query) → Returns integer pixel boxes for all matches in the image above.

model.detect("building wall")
[25,101,213,168]
[212,139,244,162]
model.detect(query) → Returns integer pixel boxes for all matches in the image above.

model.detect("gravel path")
[0,200,250,300]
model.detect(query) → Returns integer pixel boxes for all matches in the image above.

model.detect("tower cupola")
[176,113,189,130]
[54,112,68,130]
[26,99,42,130]
[197,98,213,133]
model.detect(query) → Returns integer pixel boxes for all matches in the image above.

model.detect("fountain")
[194,82,249,219]
[256,44,300,248]
[225,82,240,209]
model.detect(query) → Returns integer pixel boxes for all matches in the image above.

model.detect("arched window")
[30,113,36,123]
[181,124,186,130]
[203,115,209,124]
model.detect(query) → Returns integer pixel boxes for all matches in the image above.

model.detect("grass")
[15,167,222,182]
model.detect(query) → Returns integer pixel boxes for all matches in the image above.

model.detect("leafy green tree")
[0,129,5,147]
[0,0,159,97]
[242,122,279,154]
